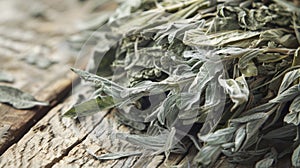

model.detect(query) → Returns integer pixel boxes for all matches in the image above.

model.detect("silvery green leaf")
[270,84,300,103]
[230,113,267,123]
[278,69,300,94]
[156,94,179,127]
[121,80,171,99]
[116,110,147,130]
[292,144,300,167]
[148,20,201,45]
[63,0,300,166]
[255,158,274,168]
[234,125,246,152]
[219,75,249,110]
[284,113,300,126]
[194,146,221,167]
[87,150,142,160]
[238,50,261,69]
[116,131,186,153]
[111,11,163,35]
[0,72,14,83]
[71,68,125,90]
[116,133,166,151]
[0,85,49,109]
[163,127,184,156]
[189,62,221,94]
[198,127,236,145]
[176,92,200,114]
[242,116,269,149]
[284,95,300,125]
[71,68,127,101]
[200,80,226,135]
[63,96,115,118]
[124,47,163,70]
[183,29,260,47]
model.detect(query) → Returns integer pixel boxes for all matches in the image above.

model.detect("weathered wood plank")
[52,111,140,168]
[0,61,77,154]
[0,0,83,153]
[52,110,191,168]
[0,0,117,154]
[0,95,108,168]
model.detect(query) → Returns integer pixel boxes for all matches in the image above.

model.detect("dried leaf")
[0,85,49,109]
[64,0,300,166]
[219,75,249,110]
[231,113,268,123]
[278,69,300,94]
[255,158,274,168]
[88,151,142,160]
[116,131,186,153]
[194,146,221,167]
[63,96,115,118]
[292,145,300,167]
[240,60,258,77]
[284,95,300,125]
[198,127,236,145]
[183,29,260,47]
[270,84,300,103]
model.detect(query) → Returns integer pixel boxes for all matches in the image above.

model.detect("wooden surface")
[0,25,77,154]
[0,0,119,155]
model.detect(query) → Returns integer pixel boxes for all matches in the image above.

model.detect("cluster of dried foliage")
[65,0,300,167]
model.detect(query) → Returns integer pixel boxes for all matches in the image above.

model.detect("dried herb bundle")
[65,0,300,167]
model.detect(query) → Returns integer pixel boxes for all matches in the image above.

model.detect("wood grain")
[0,95,107,168]
[0,0,118,155]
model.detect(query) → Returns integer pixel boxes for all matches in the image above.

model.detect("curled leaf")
[284,95,300,125]
[219,75,249,110]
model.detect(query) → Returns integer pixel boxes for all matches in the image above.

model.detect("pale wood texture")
[0,95,107,168]
[0,35,77,154]
[0,0,116,155]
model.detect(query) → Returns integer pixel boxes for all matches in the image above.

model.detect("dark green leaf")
[63,96,115,118]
